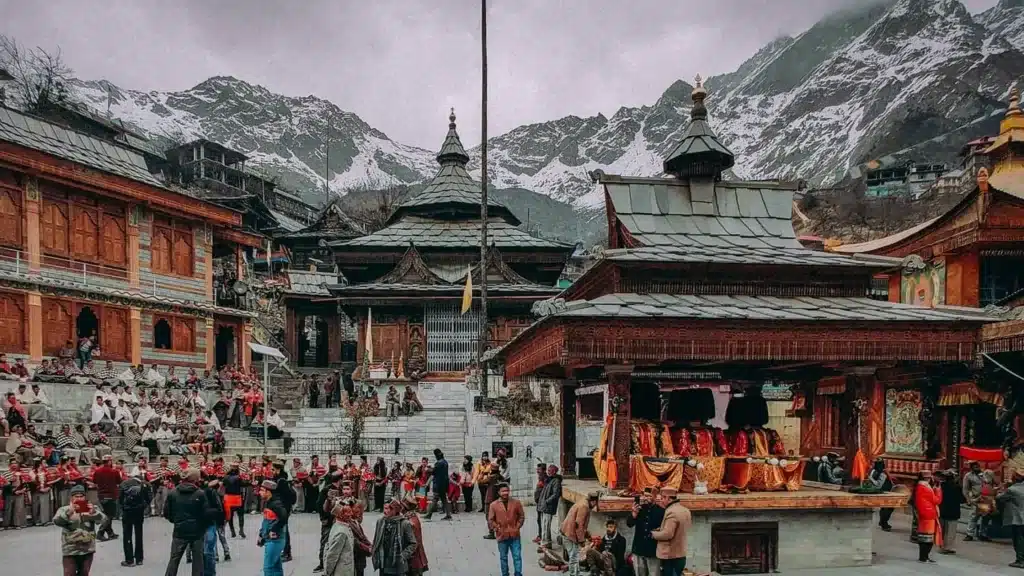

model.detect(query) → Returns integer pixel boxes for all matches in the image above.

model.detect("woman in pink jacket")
[914,470,942,564]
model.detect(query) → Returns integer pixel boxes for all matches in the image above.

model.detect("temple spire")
[662,73,735,180]
[436,107,471,166]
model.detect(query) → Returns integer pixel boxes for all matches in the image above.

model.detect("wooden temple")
[282,110,573,377]
[488,77,996,572]
[832,87,1024,476]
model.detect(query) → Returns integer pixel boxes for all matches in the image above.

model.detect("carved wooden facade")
[0,109,260,369]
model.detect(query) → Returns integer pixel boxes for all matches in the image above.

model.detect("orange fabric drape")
[850,449,869,482]
[659,428,676,458]
[635,423,656,457]
[594,415,611,486]
[628,457,686,493]
[938,381,1005,407]
[722,460,806,492]
[606,415,619,489]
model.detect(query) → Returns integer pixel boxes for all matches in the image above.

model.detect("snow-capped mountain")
[70,0,1024,211]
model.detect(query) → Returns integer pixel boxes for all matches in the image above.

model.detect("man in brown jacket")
[488,484,525,576]
[650,488,691,576]
[560,491,599,576]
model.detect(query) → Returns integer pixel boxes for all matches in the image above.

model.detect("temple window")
[153,315,195,352]
[577,392,604,422]
[151,217,194,276]
[980,254,1024,306]
[0,292,26,352]
[0,185,23,249]
[40,188,126,267]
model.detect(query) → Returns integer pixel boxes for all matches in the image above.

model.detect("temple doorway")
[76,306,99,341]
[216,325,236,369]
[314,317,329,367]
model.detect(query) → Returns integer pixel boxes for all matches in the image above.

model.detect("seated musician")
[665,388,728,457]
[724,394,786,457]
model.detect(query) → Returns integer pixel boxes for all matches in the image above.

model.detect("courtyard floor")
[0,508,1020,575]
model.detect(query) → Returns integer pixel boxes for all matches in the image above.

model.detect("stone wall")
[137,211,210,302]
[465,411,560,501]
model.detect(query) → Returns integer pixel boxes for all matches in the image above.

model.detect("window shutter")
[100,213,126,266]
[41,201,68,256]
[101,307,128,360]
[0,188,22,248]
[172,317,195,352]
[152,226,172,273]
[0,294,25,352]
[173,228,193,276]
[42,299,73,354]
[71,205,99,260]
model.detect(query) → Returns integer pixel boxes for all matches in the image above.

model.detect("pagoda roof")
[285,270,342,296]
[386,109,517,225]
[604,245,901,269]
[329,216,571,250]
[603,174,802,250]
[277,199,363,240]
[662,75,734,179]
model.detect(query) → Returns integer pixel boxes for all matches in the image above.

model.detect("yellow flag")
[461,265,473,314]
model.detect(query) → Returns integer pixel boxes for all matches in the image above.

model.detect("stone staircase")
[220,428,286,459]
[286,407,467,462]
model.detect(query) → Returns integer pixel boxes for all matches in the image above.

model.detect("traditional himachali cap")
[261,480,278,491]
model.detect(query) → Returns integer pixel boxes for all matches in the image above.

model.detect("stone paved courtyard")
[0,509,1022,575]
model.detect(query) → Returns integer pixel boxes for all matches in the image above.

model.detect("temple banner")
[885,388,923,455]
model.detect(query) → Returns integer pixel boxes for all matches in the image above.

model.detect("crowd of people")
[298,372,424,421]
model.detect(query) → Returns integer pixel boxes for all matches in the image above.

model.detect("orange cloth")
[722,460,805,492]
[606,415,619,489]
[224,494,242,520]
[628,457,687,493]
[850,449,869,482]
[635,423,656,457]
[659,428,676,458]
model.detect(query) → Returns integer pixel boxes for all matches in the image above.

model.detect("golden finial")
[691,73,708,120]
[449,107,456,127]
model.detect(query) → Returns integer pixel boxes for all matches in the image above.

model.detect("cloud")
[0,0,1000,149]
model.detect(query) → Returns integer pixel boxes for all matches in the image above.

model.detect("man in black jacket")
[272,460,296,562]
[626,486,665,576]
[537,465,561,550]
[938,469,965,555]
[119,470,153,567]
[222,463,245,538]
[597,518,629,576]
[424,448,452,520]
[163,468,214,576]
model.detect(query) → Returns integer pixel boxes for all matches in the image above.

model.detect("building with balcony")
[0,105,264,370]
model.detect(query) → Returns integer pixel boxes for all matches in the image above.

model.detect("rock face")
[69,0,1024,230]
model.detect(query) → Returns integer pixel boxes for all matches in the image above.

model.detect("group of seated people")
[300,372,425,422]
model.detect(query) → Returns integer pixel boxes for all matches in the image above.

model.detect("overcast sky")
[0,0,1000,149]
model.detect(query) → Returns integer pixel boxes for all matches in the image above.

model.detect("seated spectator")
[184,368,199,389]
[0,352,14,379]
[61,358,91,385]
[266,407,286,440]
[165,365,181,387]
[200,369,219,390]
[155,422,175,455]
[6,424,43,464]
[89,396,115,435]
[17,383,49,422]
[0,354,28,382]
[160,406,176,426]
[86,424,112,460]
[9,358,29,381]
[54,423,84,464]
[141,423,160,456]
[212,392,230,428]
[4,390,27,430]
[144,364,165,387]
[187,389,206,411]
[57,340,75,364]
[385,385,401,421]
[32,358,62,382]
[0,405,7,435]
[119,385,140,407]
[123,423,149,461]
[131,364,147,386]
[113,399,134,433]
[93,360,119,384]
[402,385,423,415]
[136,398,158,429]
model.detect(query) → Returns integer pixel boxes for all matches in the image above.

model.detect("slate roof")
[278,200,363,239]
[285,270,340,296]
[605,176,801,249]
[663,76,734,178]
[604,245,902,269]
[386,110,517,226]
[269,209,306,233]
[330,216,571,249]
[0,106,165,187]
[328,282,561,295]
[534,293,998,323]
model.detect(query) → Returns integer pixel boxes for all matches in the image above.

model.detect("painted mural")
[885,388,923,455]
[901,259,946,307]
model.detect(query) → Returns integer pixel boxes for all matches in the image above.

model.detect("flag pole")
[478,0,489,396]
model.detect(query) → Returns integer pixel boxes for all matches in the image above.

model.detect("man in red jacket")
[92,455,122,541]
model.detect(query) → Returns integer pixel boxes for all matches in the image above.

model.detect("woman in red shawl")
[914,470,942,563]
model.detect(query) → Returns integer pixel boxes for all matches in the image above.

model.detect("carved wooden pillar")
[561,381,578,477]
[24,177,40,273]
[127,205,140,288]
[206,320,215,370]
[27,291,42,361]
[240,321,252,370]
[327,315,341,365]
[235,245,245,281]
[129,307,142,365]
[607,365,633,490]
[284,306,298,361]
[204,227,214,301]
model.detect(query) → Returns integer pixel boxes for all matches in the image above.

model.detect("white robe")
[145,369,165,386]
[113,406,133,427]
[137,406,157,428]
[267,413,286,430]
[90,403,111,425]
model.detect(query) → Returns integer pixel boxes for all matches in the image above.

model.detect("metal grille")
[287,436,400,455]
[425,302,481,372]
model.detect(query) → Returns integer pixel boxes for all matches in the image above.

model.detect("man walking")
[119,469,152,567]
[163,468,213,576]
[938,469,963,555]
[537,464,561,549]
[963,461,987,541]
[650,488,692,576]
[91,455,121,541]
[998,469,1024,568]
[561,491,598,576]
[314,471,344,572]
[626,486,665,576]
[532,463,547,544]
[424,448,452,520]
[488,483,525,576]
[371,501,417,576]
[202,478,227,575]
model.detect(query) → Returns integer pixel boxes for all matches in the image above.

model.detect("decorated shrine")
[284,110,573,378]
[488,77,997,573]
[832,87,1024,478]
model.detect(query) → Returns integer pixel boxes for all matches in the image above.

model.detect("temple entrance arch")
[216,325,236,369]
[76,306,99,341]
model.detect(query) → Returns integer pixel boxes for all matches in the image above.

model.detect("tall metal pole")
[325,114,332,206]
[478,0,490,395]
[262,357,269,451]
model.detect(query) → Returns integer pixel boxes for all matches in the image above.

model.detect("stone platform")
[561,478,908,573]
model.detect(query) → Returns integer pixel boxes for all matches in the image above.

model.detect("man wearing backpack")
[119,469,153,567]
[163,468,214,576]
